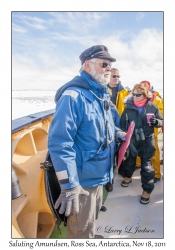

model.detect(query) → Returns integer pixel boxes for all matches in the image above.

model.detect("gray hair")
[111,67,119,71]
[79,58,96,73]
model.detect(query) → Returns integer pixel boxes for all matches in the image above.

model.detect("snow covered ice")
[12,90,56,120]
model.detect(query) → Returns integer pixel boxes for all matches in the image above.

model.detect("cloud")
[12,55,80,90]
[90,28,163,92]
[49,12,105,33]
[136,12,145,22]
[12,23,27,33]
[12,13,163,96]
[13,14,48,30]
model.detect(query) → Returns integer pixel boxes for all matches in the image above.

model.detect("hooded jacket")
[120,96,163,136]
[120,96,163,158]
[48,71,117,190]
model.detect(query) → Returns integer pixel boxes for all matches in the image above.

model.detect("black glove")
[150,117,158,126]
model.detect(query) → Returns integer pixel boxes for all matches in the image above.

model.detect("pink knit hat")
[140,80,151,90]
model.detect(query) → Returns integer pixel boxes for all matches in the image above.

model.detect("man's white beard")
[89,64,110,86]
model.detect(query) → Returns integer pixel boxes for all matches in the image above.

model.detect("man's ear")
[84,60,91,73]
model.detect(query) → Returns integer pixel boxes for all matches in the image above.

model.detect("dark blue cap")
[79,45,116,65]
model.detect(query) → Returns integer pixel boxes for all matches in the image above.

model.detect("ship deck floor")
[96,133,163,239]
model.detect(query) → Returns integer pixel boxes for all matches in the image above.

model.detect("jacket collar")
[80,71,109,98]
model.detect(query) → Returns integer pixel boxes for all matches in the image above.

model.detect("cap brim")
[98,55,116,62]
[108,57,116,62]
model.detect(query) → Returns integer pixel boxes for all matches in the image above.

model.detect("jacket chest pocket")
[81,147,110,179]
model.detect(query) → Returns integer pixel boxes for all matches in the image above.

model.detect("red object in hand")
[117,121,135,169]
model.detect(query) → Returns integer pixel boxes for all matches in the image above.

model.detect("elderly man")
[48,45,126,238]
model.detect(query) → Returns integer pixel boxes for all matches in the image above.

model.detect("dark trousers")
[123,153,155,194]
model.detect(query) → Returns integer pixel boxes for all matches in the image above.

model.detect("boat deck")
[96,133,163,239]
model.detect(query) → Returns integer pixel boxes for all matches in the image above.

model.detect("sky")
[12,11,163,94]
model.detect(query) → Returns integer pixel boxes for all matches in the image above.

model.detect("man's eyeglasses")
[100,62,112,68]
[112,75,120,78]
[132,93,143,97]
[90,61,112,68]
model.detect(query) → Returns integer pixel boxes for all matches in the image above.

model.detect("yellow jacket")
[153,91,162,99]
[152,95,163,115]
[108,87,129,116]
[152,94,163,137]
[116,89,130,116]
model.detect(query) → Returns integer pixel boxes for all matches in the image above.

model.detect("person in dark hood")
[120,83,163,204]
[48,45,126,238]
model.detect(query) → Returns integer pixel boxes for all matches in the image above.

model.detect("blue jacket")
[48,71,117,190]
